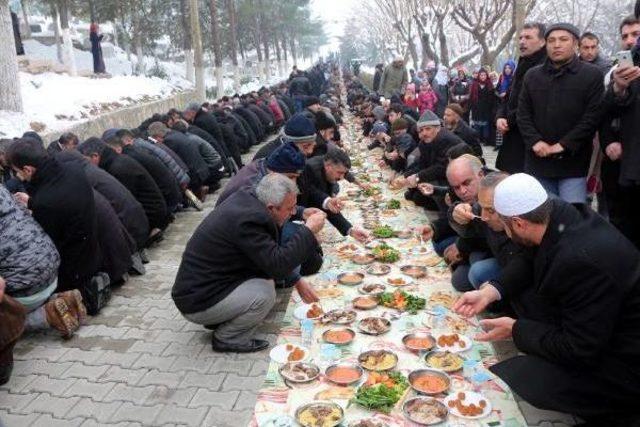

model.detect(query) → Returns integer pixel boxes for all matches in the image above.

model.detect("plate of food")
[408,369,451,395]
[403,397,449,425]
[322,328,356,345]
[321,309,358,325]
[346,189,362,198]
[385,276,412,287]
[358,283,386,296]
[348,419,387,427]
[316,287,344,299]
[358,350,398,371]
[394,230,414,239]
[402,333,436,352]
[372,225,396,239]
[435,333,472,353]
[337,272,365,286]
[270,344,309,364]
[294,303,324,321]
[363,221,381,230]
[337,243,359,255]
[364,240,382,250]
[278,362,320,383]
[295,401,344,427]
[324,363,364,386]
[400,265,428,279]
[372,243,401,263]
[422,254,443,267]
[444,391,492,419]
[352,296,378,310]
[424,351,464,373]
[352,371,409,414]
[358,317,392,335]
[366,264,391,276]
[379,290,426,314]
[428,291,457,309]
[352,253,376,265]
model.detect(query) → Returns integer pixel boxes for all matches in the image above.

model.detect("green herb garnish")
[386,199,401,209]
[352,371,409,413]
[372,225,395,238]
[379,290,426,314]
[372,242,400,263]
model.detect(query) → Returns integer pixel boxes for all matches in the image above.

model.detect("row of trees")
[1,0,327,112]
[341,0,631,71]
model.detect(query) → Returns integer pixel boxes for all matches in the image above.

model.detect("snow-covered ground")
[0,39,310,138]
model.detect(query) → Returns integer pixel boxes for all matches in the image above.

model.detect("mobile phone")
[616,50,633,68]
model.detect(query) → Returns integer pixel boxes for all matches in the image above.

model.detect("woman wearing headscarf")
[402,83,420,112]
[449,68,471,120]
[496,60,516,100]
[417,81,438,115]
[469,68,497,145]
[90,23,106,74]
[432,65,450,117]
[494,60,516,151]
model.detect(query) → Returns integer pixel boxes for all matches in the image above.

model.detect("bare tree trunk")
[0,0,23,112]
[273,30,284,78]
[512,0,528,57]
[226,0,240,93]
[189,0,205,101]
[180,0,194,82]
[281,33,288,66]
[258,0,270,82]
[209,0,224,98]
[52,3,63,63]
[289,36,297,65]
[20,0,31,39]
[88,0,96,23]
[58,0,77,76]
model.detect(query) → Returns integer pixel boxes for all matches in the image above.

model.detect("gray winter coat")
[0,185,60,298]
[135,138,190,187]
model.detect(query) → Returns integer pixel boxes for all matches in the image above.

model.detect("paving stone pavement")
[0,141,578,426]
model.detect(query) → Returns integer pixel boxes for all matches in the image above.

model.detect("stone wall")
[42,90,196,144]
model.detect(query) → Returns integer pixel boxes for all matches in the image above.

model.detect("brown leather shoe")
[45,298,79,338]
[198,186,209,202]
[56,290,88,325]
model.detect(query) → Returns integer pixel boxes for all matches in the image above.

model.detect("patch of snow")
[1,39,312,138]
[0,72,186,138]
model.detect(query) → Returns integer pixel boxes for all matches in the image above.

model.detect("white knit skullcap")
[494,173,548,217]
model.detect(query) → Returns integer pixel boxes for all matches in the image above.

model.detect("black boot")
[0,362,13,386]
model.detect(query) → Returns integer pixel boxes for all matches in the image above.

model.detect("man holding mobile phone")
[601,16,640,249]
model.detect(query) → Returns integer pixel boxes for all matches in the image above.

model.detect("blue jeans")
[538,177,587,204]
[433,236,457,257]
[468,257,501,288]
[452,252,501,292]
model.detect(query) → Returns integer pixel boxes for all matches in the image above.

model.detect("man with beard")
[453,173,640,426]
[496,23,547,173]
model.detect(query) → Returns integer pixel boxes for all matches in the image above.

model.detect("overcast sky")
[310,0,357,55]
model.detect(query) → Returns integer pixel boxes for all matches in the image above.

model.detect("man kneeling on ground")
[171,174,326,353]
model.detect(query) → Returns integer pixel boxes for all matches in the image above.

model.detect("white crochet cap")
[494,173,548,217]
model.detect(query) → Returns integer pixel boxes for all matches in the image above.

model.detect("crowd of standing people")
[347,16,640,426]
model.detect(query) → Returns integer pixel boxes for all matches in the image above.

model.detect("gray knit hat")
[545,22,580,40]
[372,106,386,121]
[416,110,441,128]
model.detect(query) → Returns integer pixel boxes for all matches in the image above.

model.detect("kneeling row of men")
[0,99,283,385]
